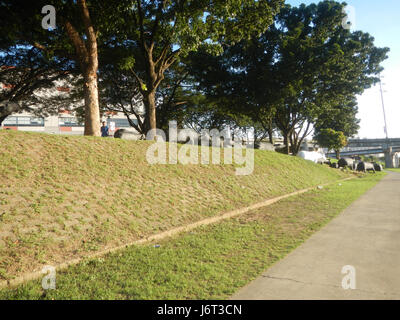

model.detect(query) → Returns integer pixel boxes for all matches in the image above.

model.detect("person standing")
[100,121,109,137]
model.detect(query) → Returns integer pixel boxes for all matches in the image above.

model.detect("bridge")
[326,138,400,168]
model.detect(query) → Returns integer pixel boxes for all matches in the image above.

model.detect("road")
[231,171,400,300]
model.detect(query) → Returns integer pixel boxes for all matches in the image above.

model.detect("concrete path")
[231,172,400,300]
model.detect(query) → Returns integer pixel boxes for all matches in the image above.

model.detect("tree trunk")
[283,132,290,155]
[146,90,157,131]
[83,70,100,136]
[335,149,340,160]
[268,126,274,144]
[142,90,157,139]
[289,134,296,155]
[291,134,301,155]
[64,0,100,136]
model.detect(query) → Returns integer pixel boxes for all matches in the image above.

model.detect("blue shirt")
[101,125,109,137]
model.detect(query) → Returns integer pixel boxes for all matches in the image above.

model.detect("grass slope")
[0,130,347,280]
[0,173,384,299]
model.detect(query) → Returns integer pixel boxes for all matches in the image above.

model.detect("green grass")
[0,130,349,280]
[386,168,400,173]
[0,172,385,300]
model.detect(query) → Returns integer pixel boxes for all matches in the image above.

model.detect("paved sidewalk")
[231,172,400,300]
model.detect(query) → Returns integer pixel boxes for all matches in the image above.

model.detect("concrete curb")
[0,176,354,290]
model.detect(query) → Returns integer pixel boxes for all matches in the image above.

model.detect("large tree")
[184,47,272,141]
[265,1,388,154]
[187,1,389,154]
[0,0,124,136]
[112,0,284,135]
[98,45,193,135]
[61,0,101,136]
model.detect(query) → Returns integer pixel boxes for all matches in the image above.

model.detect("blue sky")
[286,0,400,138]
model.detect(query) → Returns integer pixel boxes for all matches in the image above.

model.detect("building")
[1,82,139,135]
[1,110,138,136]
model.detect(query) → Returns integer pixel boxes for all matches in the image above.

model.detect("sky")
[286,0,400,139]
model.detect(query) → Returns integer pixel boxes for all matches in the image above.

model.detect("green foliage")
[187,1,389,154]
[0,46,81,123]
[0,0,126,124]
[108,0,285,130]
[314,97,360,138]
[315,128,347,152]
[124,0,284,56]
[0,0,390,140]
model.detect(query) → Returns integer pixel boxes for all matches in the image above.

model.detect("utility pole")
[379,74,394,168]
[378,74,389,139]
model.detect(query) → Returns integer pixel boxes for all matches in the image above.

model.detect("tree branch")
[78,0,98,70]
[63,20,89,69]
[136,0,148,53]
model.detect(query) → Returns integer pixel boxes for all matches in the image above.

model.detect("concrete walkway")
[231,172,400,300]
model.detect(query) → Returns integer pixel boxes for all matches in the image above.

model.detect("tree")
[314,97,360,139]
[0,0,124,136]
[315,128,347,159]
[268,2,388,154]
[98,46,192,135]
[0,46,75,125]
[184,46,277,143]
[191,1,388,154]
[114,0,284,135]
[98,47,146,134]
[61,0,100,136]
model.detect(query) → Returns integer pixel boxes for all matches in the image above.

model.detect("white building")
[1,110,137,136]
[1,82,139,135]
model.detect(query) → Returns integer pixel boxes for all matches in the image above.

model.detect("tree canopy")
[0,0,389,148]
[315,128,348,159]
[186,1,389,153]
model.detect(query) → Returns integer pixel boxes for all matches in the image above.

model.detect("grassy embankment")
[386,168,400,173]
[0,172,384,299]
[1,130,348,282]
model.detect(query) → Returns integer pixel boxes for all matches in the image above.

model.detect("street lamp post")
[379,74,395,168]
[378,74,389,140]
